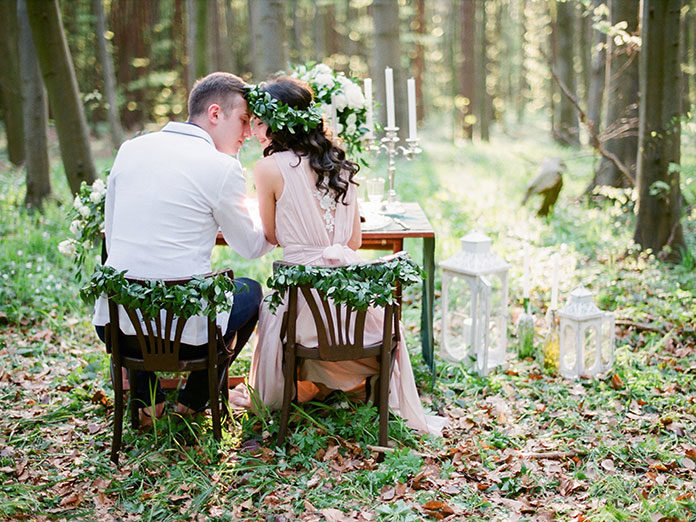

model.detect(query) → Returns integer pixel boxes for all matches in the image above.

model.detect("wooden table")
[359,202,436,375]
[216,202,436,375]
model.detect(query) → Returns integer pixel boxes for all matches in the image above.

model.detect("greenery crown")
[244,84,324,134]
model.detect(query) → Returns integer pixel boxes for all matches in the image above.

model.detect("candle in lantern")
[550,253,559,309]
[522,244,530,299]
[407,77,417,140]
[364,77,373,137]
[384,67,395,128]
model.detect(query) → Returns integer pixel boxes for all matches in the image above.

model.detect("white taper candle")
[385,67,395,128]
[523,244,530,299]
[407,77,417,139]
[551,253,559,309]
[364,77,373,137]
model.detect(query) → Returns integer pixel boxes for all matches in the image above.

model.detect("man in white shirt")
[93,72,274,419]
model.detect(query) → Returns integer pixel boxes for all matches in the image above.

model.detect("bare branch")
[542,49,636,187]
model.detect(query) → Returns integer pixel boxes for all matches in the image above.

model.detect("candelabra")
[365,126,421,213]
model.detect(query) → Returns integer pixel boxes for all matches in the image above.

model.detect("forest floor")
[1,117,695,521]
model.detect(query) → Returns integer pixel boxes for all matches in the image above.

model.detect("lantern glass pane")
[584,326,598,370]
[444,276,474,360]
[489,276,504,352]
[601,319,612,366]
[562,325,576,369]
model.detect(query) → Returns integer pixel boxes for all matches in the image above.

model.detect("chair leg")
[221,365,230,421]
[277,350,296,445]
[378,352,391,447]
[209,364,222,441]
[128,369,139,430]
[110,359,124,465]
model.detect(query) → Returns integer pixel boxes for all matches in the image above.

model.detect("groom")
[93,72,274,416]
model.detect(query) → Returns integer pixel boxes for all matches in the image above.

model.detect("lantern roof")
[439,231,510,276]
[558,286,603,320]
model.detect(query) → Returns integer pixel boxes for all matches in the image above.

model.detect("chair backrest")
[275,261,400,361]
[105,269,233,371]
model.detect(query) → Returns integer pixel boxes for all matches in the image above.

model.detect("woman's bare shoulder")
[253,155,281,178]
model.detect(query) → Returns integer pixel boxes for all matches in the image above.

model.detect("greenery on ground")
[1,118,695,520]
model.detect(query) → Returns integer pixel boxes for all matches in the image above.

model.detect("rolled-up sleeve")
[214,159,274,259]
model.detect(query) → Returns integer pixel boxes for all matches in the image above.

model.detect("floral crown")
[244,84,324,134]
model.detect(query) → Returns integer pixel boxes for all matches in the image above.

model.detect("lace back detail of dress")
[313,188,337,234]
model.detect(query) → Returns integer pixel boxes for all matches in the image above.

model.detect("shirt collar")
[161,121,215,147]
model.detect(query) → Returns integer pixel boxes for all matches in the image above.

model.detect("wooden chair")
[104,269,237,465]
[275,260,400,447]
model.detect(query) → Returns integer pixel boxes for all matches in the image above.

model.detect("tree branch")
[542,49,635,187]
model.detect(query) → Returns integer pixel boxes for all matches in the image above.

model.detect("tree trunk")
[587,0,606,139]
[516,0,528,122]
[289,0,302,64]
[195,0,208,79]
[634,0,686,262]
[476,0,489,141]
[17,0,50,209]
[253,0,287,78]
[595,0,639,188]
[578,2,592,107]
[208,0,222,73]
[93,0,124,150]
[413,0,426,124]
[312,0,325,63]
[26,0,96,194]
[460,0,476,140]
[555,0,580,146]
[549,1,558,139]
[186,0,197,90]
[372,0,407,140]
[0,0,25,166]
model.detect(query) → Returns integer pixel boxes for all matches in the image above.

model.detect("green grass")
[1,115,695,520]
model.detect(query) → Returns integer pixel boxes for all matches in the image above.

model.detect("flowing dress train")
[230,151,446,435]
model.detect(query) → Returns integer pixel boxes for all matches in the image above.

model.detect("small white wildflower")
[70,220,82,236]
[73,195,84,210]
[25,262,32,269]
[2,274,7,280]
[78,205,91,218]
[58,239,77,256]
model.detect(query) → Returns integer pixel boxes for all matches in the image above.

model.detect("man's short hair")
[188,72,247,119]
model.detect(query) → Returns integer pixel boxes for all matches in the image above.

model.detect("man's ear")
[207,103,222,125]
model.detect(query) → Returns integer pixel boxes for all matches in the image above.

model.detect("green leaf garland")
[265,254,425,314]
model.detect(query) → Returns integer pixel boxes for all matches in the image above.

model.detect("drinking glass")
[367,177,385,204]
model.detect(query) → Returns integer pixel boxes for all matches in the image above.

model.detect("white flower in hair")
[333,93,348,111]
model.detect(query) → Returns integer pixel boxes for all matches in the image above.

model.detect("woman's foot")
[139,402,166,428]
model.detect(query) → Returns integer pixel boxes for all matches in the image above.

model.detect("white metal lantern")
[558,286,615,378]
[439,232,510,375]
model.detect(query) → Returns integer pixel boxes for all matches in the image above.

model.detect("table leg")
[420,237,435,385]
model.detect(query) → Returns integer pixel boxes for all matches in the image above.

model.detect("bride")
[230,76,445,435]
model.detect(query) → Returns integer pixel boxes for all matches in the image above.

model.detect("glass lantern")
[558,286,615,378]
[439,232,510,375]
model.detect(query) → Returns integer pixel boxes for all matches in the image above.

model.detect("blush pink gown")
[231,151,445,435]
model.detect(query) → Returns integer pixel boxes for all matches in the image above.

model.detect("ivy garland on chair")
[80,265,240,320]
[266,254,425,313]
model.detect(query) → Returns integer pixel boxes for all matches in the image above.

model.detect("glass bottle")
[541,308,560,373]
[516,297,535,359]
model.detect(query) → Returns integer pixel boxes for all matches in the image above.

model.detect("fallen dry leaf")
[611,374,624,389]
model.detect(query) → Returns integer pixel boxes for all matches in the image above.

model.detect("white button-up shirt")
[93,122,274,345]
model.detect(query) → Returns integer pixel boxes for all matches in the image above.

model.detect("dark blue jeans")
[96,277,263,411]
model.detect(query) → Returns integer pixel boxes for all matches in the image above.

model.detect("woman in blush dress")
[230,77,445,435]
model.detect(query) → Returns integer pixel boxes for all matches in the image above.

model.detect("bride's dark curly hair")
[259,76,359,204]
